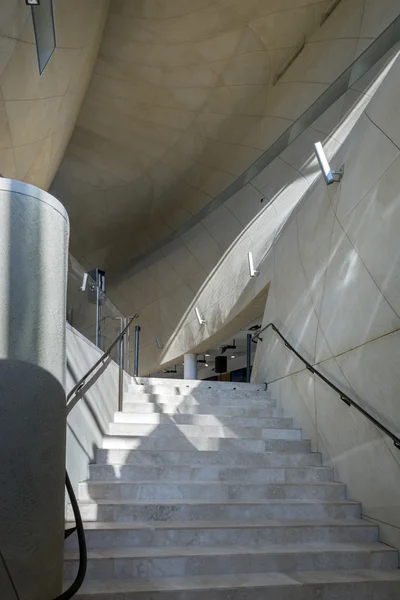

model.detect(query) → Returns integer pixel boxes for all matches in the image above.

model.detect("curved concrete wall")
[108,33,400,551]
[52,0,356,271]
[0,181,69,599]
[0,0,109,190]
[251,50,400,550]
[105,0,400,375]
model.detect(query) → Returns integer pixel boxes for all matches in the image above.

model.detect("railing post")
[126,316,135,374]
[134,325,141,377]
[246,333,252,383]
[95,283,101,348]
[118,318,125,412]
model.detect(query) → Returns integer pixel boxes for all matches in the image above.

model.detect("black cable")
[0,546,21,600]
[52,472,87,600]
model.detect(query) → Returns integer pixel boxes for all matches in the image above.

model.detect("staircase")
[65,378,400,598]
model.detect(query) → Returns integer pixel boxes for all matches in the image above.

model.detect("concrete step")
[100,436,311,453]
[65,570,400,599]
[78,481,346,502]
[64,543,398,581]
[133,378,265,392]
[131,379,265,396]
[121,403,283,417]
[113,412,293,429]
[123,394,272,407]
[107,422,302,441]
[67,499,361,522]
[95,449,322,467]
[65,519,378,550]
[88,464,334,484]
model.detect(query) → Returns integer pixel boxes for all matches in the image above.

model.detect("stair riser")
[88,465,333,484]
[69,581,400,600]
[123,399,276,411]
[121,404,283,417]
[128,390,267,400]
[64,550,397,581]
[133,380,264,392]
[101,437,311,453]
[68,502,361,522]
[108,423,302,440]
[95,449,322,467]
[66,525,378,550]
[114,413,293,428]
[79,483,346,502]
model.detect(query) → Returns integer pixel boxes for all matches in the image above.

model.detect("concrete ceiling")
[51,0,331,273]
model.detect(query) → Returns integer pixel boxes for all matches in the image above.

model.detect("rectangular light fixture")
[26,0,40,4]
[195,307,206,325]
[80,273,88,292]
[154,336,163,350]
[248,252,259,277]
[314,142,343,185]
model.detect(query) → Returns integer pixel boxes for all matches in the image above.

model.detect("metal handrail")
[58,313,138,600]
[253,323,400,450]
[67,314,138,410]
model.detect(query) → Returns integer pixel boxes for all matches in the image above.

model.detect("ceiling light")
[205,353,210,357]
[205,363,209,367]
[26,0,40,5]
[220,340,236,354]
[231,355,235,359]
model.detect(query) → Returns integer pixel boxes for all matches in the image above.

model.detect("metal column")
[134,325,141,377]
[95,284,101,348]
[246,333,252,383]
[118,318,125,412]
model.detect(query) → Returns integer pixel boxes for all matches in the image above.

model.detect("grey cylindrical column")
[0,180,69,600]
[184,353,197,380]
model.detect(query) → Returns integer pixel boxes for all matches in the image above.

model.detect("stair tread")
[67,569,400,593]
[65,542,396,560]
[103,433,301,439]
[65,518,375,530]
[95,450,320,460]
[75,498,358,506]
[82,480,342,487]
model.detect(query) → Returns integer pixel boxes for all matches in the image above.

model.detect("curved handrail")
[56,313,139,600]
[253,323,400,450]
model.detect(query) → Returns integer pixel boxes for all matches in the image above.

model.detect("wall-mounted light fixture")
[154,335,163,350]
[248,252,259,277]
[80,273,88,292]
[195,307,206,325]
[314,141,343,185]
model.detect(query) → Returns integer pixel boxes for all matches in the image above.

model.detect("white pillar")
[0,180,69,600]
[184,353,197,380]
